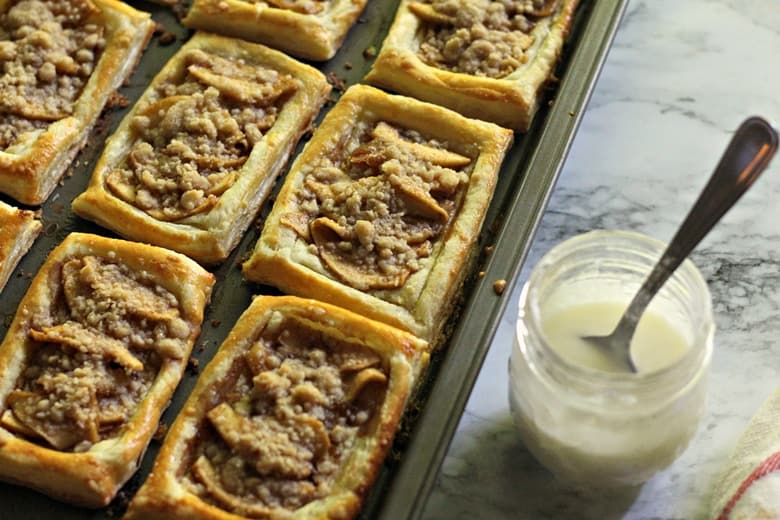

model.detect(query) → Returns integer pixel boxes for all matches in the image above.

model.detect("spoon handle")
[615,116,779,337]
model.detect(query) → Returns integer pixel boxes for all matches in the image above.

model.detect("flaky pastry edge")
[0,232,215,507]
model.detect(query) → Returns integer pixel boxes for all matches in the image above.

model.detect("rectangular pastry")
[0,0,154,205]
[0,232,215,507]
[0,200,41,293]
[181,0,367,61]
[125,294,427,520]
[364,0,580,131]
[242,84,513,341]
[72,32,331,264]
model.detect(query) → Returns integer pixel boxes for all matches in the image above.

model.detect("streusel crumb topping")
[1,255,189,451]
[184,315,387,516]
[0,0,105,148]
[282,121,471,292]
[413,0,558,78]
[106,49,297,221]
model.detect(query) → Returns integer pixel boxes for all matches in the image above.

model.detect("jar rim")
[518,229,714,393]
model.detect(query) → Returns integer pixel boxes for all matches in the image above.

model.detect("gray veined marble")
[422,0,780,518]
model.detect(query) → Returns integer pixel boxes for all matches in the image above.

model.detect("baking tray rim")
[371,1,630,518]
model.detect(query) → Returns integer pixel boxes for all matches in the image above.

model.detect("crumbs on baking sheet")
[493,279,506,295]
[154,23,176,46]
[187,357,200,374]
[153,421,168,441]
[327,72,347,92]
[106,91,130,110]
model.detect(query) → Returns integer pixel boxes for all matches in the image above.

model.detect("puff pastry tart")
[72,32,331,265]
[125,294,427,520]
[0,0,154,205]
[242,85,513,341]
[364,0,580,131]
[181,0,367,61]
[0,200,41,293]
[0,232,214,507]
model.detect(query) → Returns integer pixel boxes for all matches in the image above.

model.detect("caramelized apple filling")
[185,317,387,516]
[0,0,106,148]
[413,0,558,78]
[0,255,191,451]
[106,49,298,221]
[282,121,471,291]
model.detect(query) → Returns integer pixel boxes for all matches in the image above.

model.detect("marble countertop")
[422,0,780,518]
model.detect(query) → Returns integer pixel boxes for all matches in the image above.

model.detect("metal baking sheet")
[0,0,627,517]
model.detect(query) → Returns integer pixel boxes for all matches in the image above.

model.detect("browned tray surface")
[0,0,627,517]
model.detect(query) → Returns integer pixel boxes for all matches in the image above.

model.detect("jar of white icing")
[508,230,714,487]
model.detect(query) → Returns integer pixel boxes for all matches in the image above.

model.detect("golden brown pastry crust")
[181,0,367,61]
[72,32,331,265]
[0,0,154,205]
[242,84,512,341]
[0,200,41,293]
[125,294,427,520]
[0,232,214,507]
[364,0,580,131]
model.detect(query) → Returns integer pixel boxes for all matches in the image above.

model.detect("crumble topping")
[282,121,471,291]
[0,0,106,148]
[105,49,297,222]
[0,255,190,451]
[413,0,558,78]
[185,316,387,516]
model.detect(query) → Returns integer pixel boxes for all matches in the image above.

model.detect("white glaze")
[541,301,689,373]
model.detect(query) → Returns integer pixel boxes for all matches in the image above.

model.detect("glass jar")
[508,230,714,487]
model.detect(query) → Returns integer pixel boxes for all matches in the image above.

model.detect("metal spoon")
[582,116,779,372]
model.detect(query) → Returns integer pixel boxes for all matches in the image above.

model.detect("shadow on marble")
[422,413,647,520]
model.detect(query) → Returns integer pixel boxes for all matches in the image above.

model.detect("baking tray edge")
[372,1,629,518]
